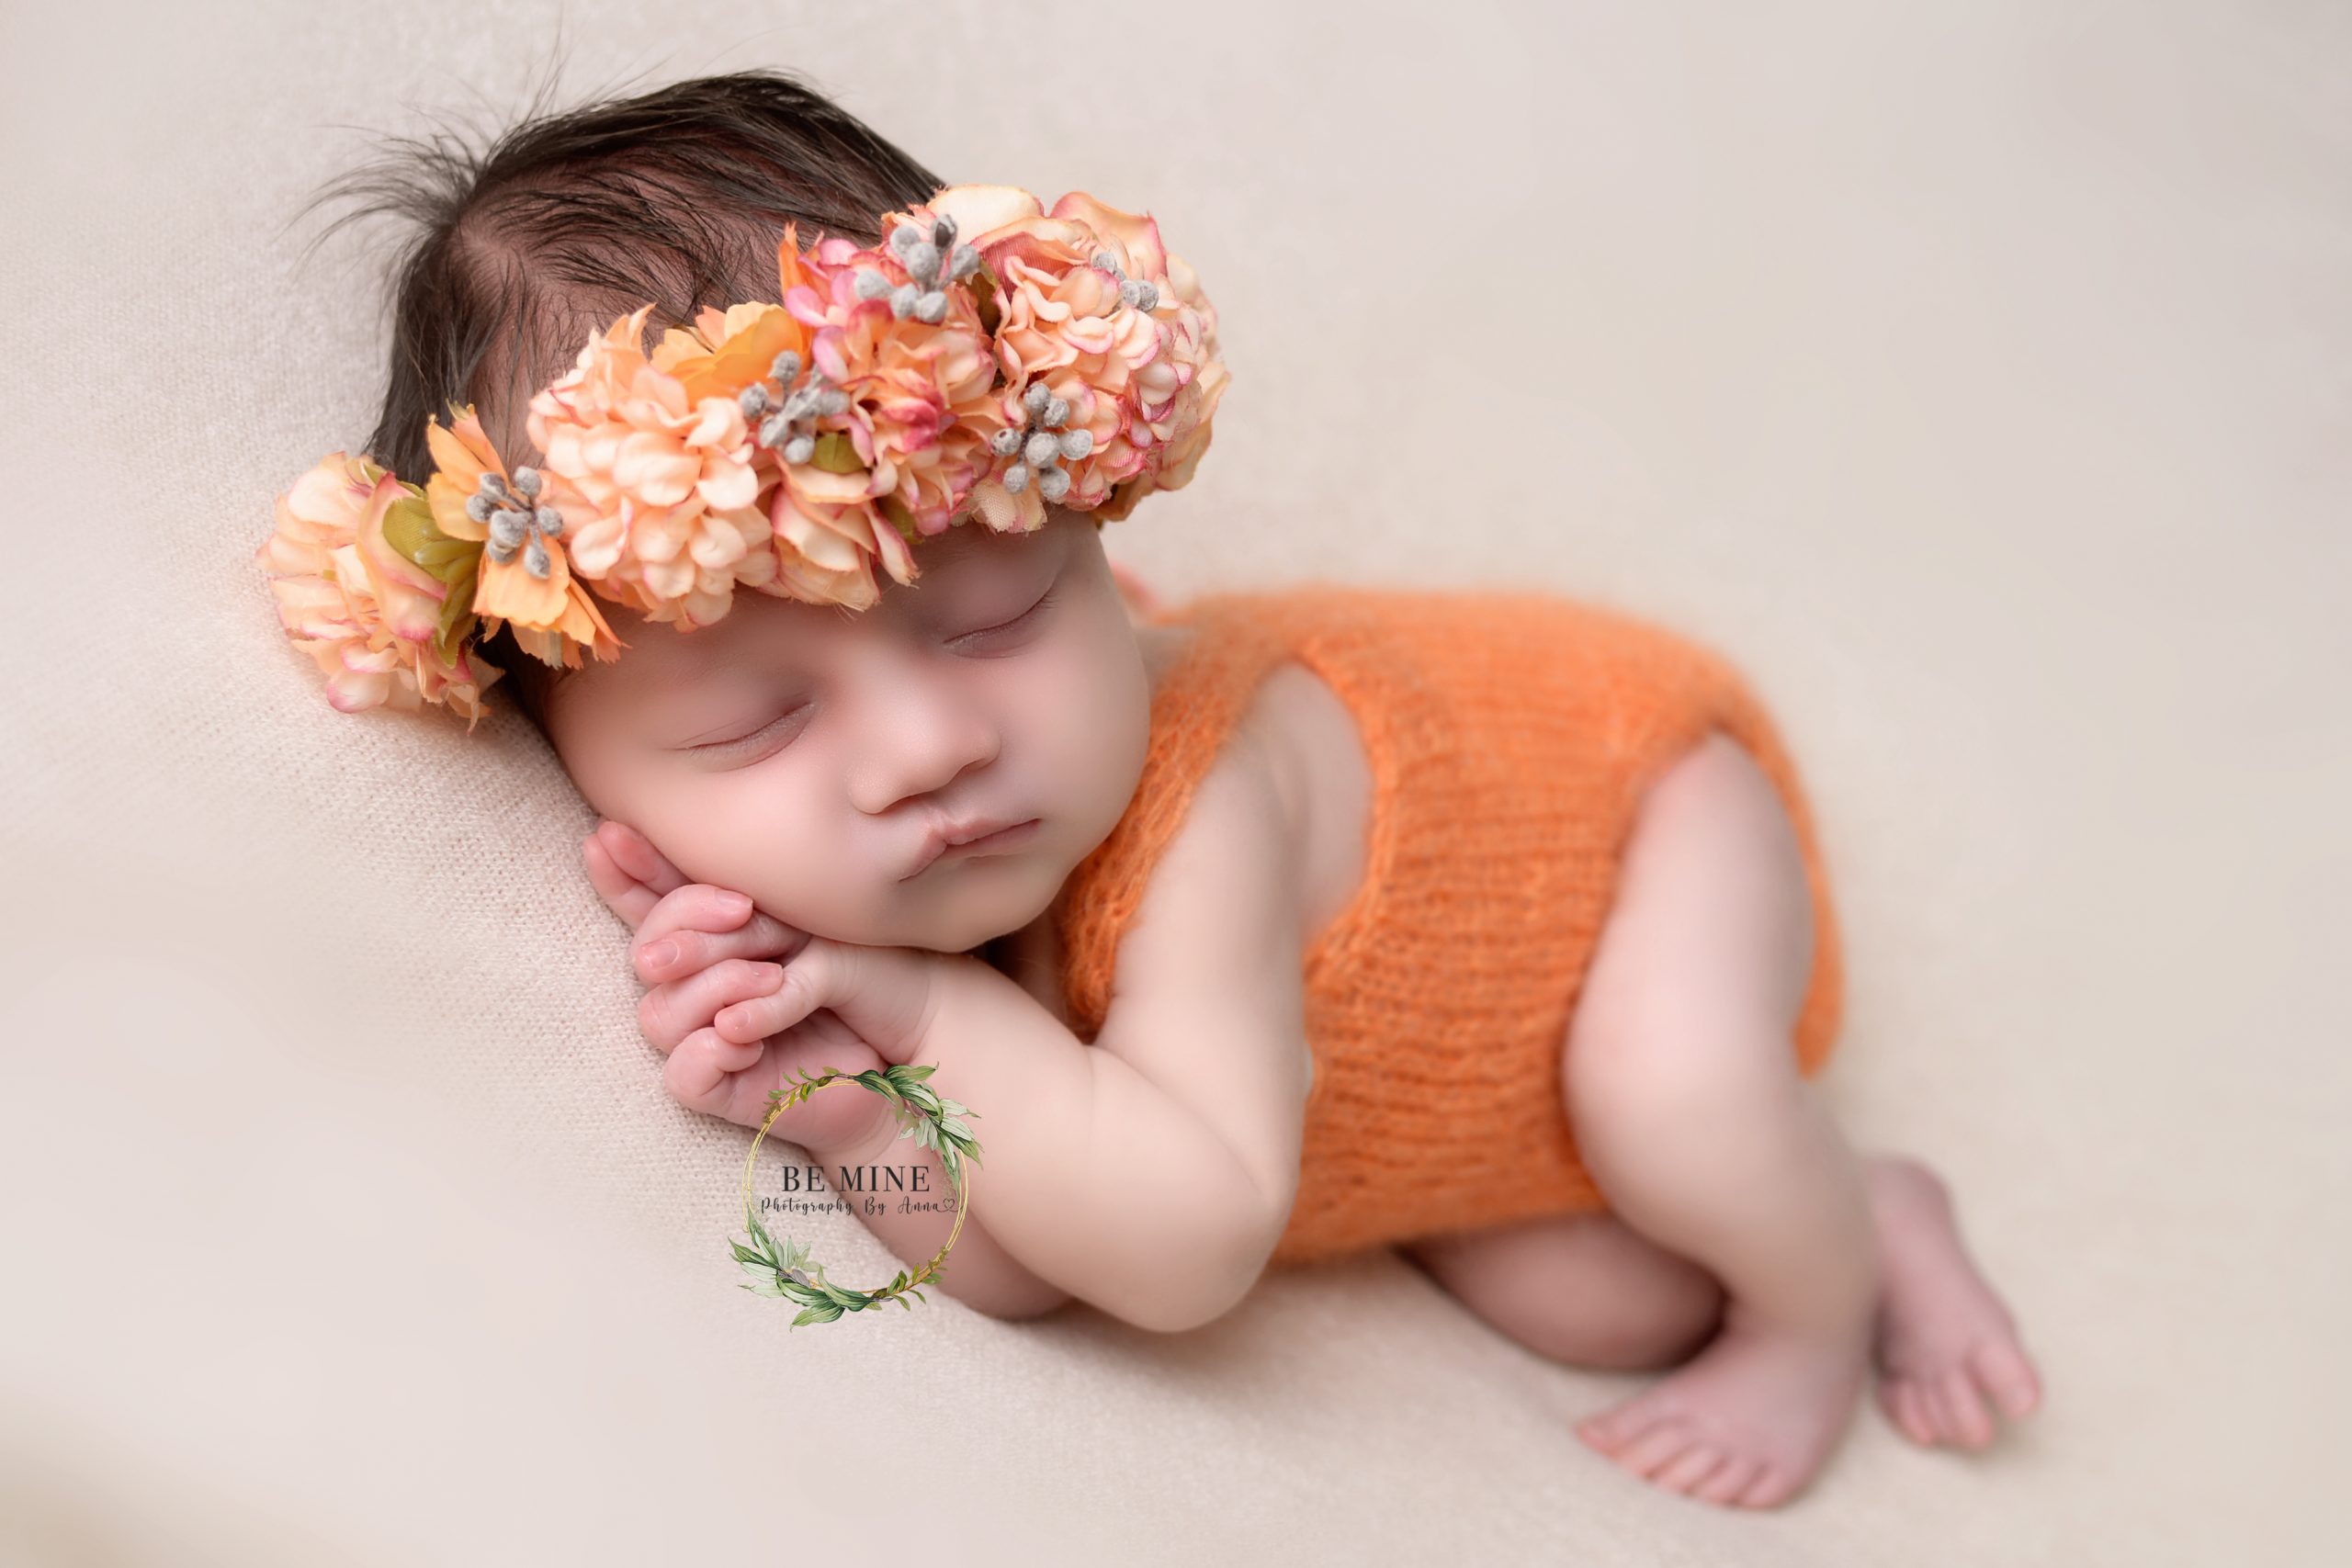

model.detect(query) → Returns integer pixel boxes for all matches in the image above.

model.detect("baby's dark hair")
[295,67,944,729]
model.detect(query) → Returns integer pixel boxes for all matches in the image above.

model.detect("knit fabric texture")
[1053,584,1847,1269]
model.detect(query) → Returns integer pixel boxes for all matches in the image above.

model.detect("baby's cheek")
[1049,643,1153,840]
[677,804,892,939]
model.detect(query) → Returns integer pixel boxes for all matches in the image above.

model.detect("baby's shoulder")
[1093,696,1309,1053]
[1138,620,1353,889]
[1120,699,1302,981]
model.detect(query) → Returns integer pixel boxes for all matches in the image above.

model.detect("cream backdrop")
[2,0,2344,1562]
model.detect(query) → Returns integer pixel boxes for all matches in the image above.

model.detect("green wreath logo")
[730,1062,984,1328]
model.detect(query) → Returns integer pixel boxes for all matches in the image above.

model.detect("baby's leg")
[1562,730,1878,1508]
[1400,1211,1725,1372]
[1400,1152,2045,1455]
[1865,1152,2044,1450]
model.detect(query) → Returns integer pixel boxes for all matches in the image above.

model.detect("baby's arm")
[585,823,1075,1319]
[707,738,1313,1333]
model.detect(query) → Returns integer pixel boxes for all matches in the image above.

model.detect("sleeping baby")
[261,67,2043,1511]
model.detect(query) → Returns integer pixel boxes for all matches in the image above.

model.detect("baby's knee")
[1575,1277,1726,1371]
[1544,1239,1727,1371]
[1565,1013,1795,1149]
[1408,1217,1726,1371]
[1565,729,1817,1109]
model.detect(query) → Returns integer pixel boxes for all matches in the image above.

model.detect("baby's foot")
[1866,1155,2044,1450]
[1574,1304,1871,1508]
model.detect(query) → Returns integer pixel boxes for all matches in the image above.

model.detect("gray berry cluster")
[467,467,565,581]
[1089,249,1160,313]
[988,379,1095,503]
[737,350,850,465]
[852,213,982,324]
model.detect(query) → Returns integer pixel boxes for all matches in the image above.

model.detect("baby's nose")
[856,704,1002,813]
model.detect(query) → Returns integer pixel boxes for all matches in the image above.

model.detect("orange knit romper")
[1052,584,1847,1269]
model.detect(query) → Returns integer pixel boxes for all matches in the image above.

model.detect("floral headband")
[254,184,1227,728]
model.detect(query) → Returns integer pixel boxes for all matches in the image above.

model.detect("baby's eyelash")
[691,705,808,756]
[956,586,1058,646]
[689,589,1060,757]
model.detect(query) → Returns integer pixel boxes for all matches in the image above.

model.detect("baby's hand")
[581,820,946,1150]
[582,820,886,1146]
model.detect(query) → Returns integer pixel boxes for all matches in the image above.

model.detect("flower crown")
[255,185,1227,728]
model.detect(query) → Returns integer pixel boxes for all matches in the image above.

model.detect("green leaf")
[431,556,481,666]
[809,432,864,474]
[380,494,479,584]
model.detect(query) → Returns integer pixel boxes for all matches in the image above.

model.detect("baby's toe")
[1969,1337,2043,1420]
[1735,1463,1797,1509]
[1881,1378,1939,1447]
[1915,1378,1960,1446]
[1693,1454,1762,1505]
[1576,1402,1660,1454]
[1938,1365,1996,1450]
[1653,1442,1724,1495]
[1616,1419,1699,1479]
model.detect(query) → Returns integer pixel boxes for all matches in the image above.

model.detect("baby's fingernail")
[643,941,678,969]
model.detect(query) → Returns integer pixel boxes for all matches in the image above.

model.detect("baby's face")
[543,509,1152,953]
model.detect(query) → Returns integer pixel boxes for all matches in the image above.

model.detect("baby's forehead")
[626,519,1056,674]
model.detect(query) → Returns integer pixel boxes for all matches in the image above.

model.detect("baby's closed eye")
[683,703,815,762]
[945,580,1059,652]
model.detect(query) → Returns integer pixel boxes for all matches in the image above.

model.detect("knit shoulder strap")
[1053,592,1300,1043]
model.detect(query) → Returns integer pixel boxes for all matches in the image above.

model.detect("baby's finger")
[754,1030,895,1147]
[712,967,796,1044]
[638,959,787,1055]
[582,832,662,929]
[595,819,691,897]
[633,884,756,962]
[634,907,810,986]
[663,1025,766,1118]
[709,939,940,1066]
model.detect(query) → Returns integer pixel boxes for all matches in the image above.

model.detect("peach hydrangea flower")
[1093,246,1227,523]
[254,453,503,724]
[927,186,1226,531]
[421,406,622,672]
[526,302,779,629]
[786,221,1001,546]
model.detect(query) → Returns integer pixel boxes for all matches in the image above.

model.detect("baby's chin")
[902,858,1065,953]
